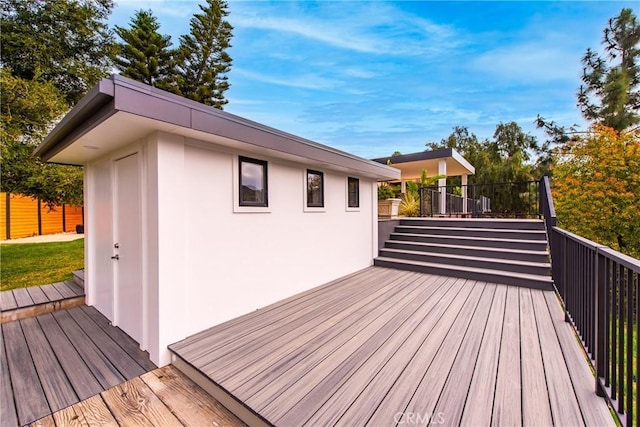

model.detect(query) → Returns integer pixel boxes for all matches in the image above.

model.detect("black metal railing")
[418,180,540,218]
[541,175,640,426]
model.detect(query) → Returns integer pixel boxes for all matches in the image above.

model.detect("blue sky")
[110,1,637,158]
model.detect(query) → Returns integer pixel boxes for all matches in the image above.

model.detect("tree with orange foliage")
[552,125,640,257]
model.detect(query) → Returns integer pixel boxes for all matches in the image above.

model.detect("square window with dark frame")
[348,177,359,208]
[307,170,324,208]
[239,156,268,207]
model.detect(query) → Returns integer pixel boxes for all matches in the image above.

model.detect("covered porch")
[373,148,476,215]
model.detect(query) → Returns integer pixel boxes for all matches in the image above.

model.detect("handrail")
[539,175,556,244]
[550,226,639,427]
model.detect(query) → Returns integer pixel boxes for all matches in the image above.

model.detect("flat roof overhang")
[35,75,400,181]
[372,148,475,180]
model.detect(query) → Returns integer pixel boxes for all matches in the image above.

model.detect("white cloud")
[233,68,340,90]
[472,43,582,83]
[343,68,377,79]
[230,2,463,57]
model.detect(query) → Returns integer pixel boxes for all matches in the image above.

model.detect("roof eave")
[34,79,116,162]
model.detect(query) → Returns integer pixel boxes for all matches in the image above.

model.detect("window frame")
[306,169,325,209]
[238,156,268,208]
[347,176,360,209]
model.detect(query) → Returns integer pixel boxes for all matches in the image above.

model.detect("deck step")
[377,218,553,289]
[394,225,548,240]
[379,248,551,276]
[384,240,550,263]
[72,269,85,289]
[399,218,546,230]
[374,257,553,290]
[389,232,548,251]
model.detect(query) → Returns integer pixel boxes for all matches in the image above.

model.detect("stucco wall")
[83,132,379,365]
[178,142,376,344]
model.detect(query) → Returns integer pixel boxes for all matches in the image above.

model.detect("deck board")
[36,313,105,400]
[1,328,19,427]
[26,286,50,305]
[101,377,184,426]
[283,274,454,426]
[80,305,157,371]
[170,266,614,427]
[432,282,497,424]
[12,288,34,307]
[51,282,77,299]
[221,270,431,387]
[460,284,507,426]
[531,289,584,426]
[38,284,64,301]
[2,305,156,426]
[21,317,78,412]
[520,287,554,426]
[1,290,18,311]
[492,286,522,426]
[544,291,615,426]
[2,321,51,425]
[67,306,146,379]
[36,366,245,427]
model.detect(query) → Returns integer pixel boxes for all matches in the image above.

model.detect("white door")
[114,153,143,344]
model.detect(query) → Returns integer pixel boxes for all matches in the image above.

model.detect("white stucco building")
[35,75,400,365]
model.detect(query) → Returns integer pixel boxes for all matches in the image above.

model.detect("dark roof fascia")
[36,75,399,180]
[372,148,454,165]
[110,76,398,179]
[34,79,116,161]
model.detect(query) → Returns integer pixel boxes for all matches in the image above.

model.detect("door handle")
[111,255,119,260]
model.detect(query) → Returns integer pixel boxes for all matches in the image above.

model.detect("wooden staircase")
[375,218,553,290]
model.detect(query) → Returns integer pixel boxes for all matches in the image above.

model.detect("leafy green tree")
[552,126,639,257]
[176,0,233,108]
[578,8,640,131]
[1,0,114,206]
[113,9,176,91]
[1,0,115,104]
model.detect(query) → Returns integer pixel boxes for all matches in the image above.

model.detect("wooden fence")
[0,192,83,240]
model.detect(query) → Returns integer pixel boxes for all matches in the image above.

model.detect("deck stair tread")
[380,248,551,268]
[375,257,553,284]
[385,239,549,256]
[378,218,553,289]
[397,225,547,234]
[390,232,548,245]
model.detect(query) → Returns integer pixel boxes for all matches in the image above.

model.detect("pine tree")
[577,8,640,131]
[176,0,233,109]
[113,10,176,90]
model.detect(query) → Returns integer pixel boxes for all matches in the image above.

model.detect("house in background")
[373,149,475,215]
[35,75,399,365]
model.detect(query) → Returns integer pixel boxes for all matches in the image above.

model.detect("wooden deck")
[1,281,84,323]
[170,266,615,426]
[1,305,156,426]
[31,365,245,427]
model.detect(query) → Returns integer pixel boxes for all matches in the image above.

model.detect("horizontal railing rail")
[419,180,539,218]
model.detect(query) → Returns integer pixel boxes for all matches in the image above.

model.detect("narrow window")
[239,156,268,207]
[307,170,324,208]
[348,177,359,208]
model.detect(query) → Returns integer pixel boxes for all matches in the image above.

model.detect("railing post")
[595,248,607,397]
[563,233,570,323]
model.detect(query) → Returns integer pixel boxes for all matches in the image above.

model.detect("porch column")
[401,179,407,194]
[461,174,468,214]
[438,159,447,215]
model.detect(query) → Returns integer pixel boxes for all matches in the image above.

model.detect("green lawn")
[0,239,84,291]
